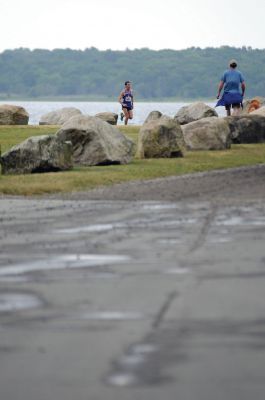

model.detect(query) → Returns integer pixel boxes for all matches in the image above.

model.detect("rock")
[0,135,73,175]
[182,117,231,150]
[56,115,135,166]
[144,111,163,124]
[242,97,265,113]
[39,107,82,125]
[249,106,265,117]
[0,104,29,125]
[226,115,265,143]
[95,112,118,125]
[174,102,218,125]
[137,115,186,158]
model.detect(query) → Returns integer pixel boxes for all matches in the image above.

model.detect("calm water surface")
[0,100,226,125]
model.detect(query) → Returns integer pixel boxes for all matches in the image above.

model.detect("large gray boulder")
[0,135,73,175]
[226,115,265,143]
[182,117,231,150]
[144,110,163,124]
[137,115,186,158]
[39,107,82,125]
[0,104,29,125]
[174,102,218,125]
[95,112,118,125]
[56,115,135,166]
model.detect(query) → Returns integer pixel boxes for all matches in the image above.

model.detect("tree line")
[0,46,264,99]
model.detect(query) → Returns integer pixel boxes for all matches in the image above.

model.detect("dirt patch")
[47,164,265,203]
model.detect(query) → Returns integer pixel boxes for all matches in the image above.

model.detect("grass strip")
[0,125,264,196]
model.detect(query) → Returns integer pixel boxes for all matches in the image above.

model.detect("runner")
[118,81,134,125]
[216,59,246,116]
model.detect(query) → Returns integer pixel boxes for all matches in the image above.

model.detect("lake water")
[0,100,226,125]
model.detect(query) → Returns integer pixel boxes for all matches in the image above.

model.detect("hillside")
[0,46,264,100]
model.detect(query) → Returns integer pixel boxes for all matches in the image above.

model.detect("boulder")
[144,110,163,124]
[182,117,231,150]
[249,106,265,117]
[39,107,82,125]
[0,135,73,175]
[226,115,265,143]
[95,112,118,125]
[174,102,218,125]
[56,115,135,166]
[242,97,265,113]
[137,115,186,158]
[0,104,29,125]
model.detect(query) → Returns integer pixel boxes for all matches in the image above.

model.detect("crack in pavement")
[188,204,218,254]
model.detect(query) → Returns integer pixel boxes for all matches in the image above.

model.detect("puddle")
[107,372,138,387]
[168,218,197,225]
[215,216,265,226]
[244,218,265,226]
[164,268,190,275]
[0,293,42,312]
[0,254,130,276]
[81,311,145,321]
[129,218,197,229]
[158,239,183,245]
[118,354,146,367]
[208,237,232,244]
[131,343,158,355]
[57,224,122,234]
[106,343,159,387]
[142,204,179,211]
[215,216,243,226]
[56,217,198,236]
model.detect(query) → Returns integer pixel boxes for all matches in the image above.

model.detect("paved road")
[0,165,265,400]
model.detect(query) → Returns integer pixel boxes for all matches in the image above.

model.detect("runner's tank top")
[122,89,133,108]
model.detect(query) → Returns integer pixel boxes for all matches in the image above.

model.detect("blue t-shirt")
[221,69,244,93]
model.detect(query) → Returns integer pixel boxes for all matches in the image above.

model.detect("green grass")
[0,125,264,196]
[0,125,59,154]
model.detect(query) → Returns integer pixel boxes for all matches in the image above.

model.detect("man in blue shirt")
[216,60,246,116]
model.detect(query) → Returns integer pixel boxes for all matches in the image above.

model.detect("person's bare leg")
[232,106,241,116]
[123,108,129,125]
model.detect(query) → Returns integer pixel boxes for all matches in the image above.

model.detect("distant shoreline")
[0,96,215,103]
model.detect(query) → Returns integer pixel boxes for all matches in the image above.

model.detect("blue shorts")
[122,105,133,111]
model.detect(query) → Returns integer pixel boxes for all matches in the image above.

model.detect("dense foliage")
[0,46,264,99]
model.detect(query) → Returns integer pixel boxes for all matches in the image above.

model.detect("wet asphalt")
[1,165,265,400]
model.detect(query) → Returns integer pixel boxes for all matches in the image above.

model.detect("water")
[0,100,226,125]
[0,293,42,312]
[0,254,130,276]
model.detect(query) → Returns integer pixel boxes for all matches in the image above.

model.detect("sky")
[0,0,264,52]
